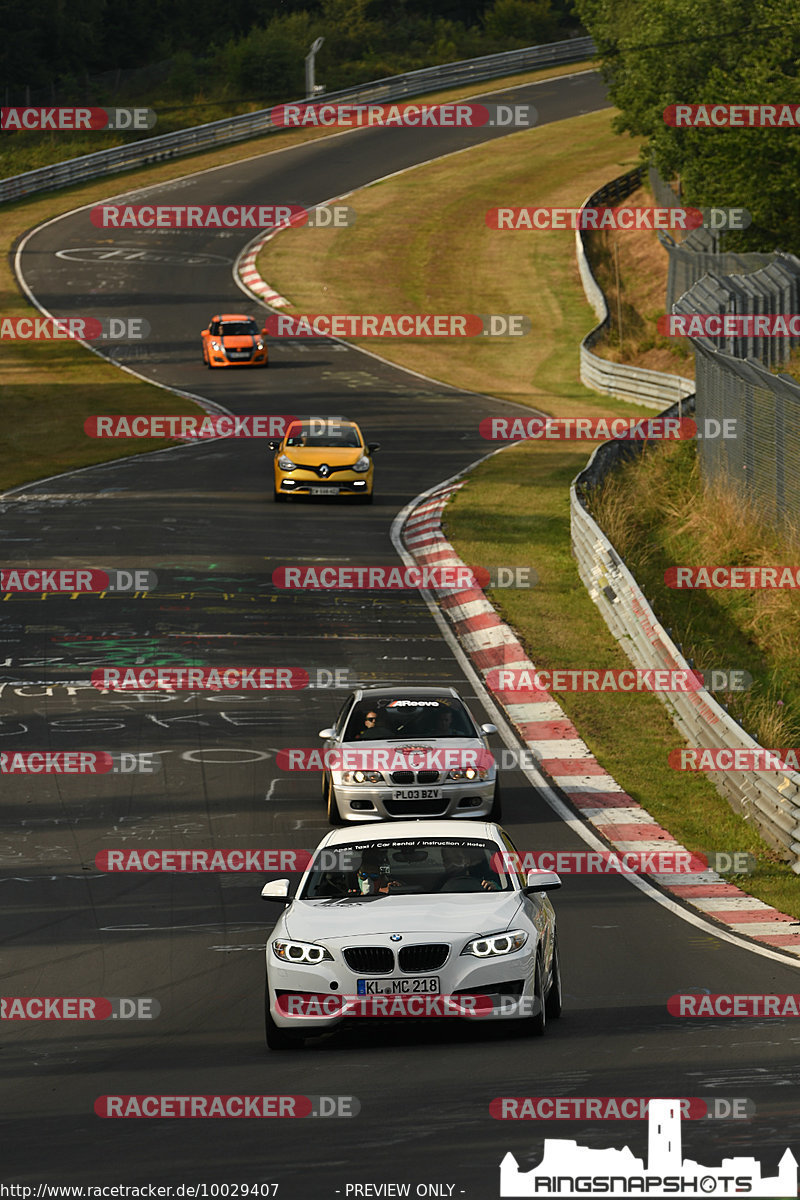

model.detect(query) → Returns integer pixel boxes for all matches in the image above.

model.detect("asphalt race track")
[4,69,800,1198]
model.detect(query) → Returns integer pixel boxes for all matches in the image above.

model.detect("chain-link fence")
[671,252,800,524]
[648,167,776,309]
[688,337,800,525]
[661,231,776,312]
[571,393,800,867]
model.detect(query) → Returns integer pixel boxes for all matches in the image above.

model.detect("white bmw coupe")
[262,820,561,1049]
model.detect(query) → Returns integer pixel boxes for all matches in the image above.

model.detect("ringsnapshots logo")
[499,1098,796,1197]
[263,314,530,339]
[2,996,159,1019]
[664,103,800,127]
[1,107,156,131]
[270,101,536,128]
[0,316,149,341]
[95,1095,358,1118]
[84,415,297,439]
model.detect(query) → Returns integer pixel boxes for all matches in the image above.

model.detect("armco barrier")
[0,37,596,205]
[570,407,800,869]
[576,168,695,409]
[572,170,800,869]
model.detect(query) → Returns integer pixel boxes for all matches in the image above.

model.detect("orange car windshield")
[220,322,258,336]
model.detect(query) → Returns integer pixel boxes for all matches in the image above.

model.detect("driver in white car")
[439,845,501,892]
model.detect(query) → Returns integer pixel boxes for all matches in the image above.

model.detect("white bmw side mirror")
[523,870,562,894]
[261,879,291,902]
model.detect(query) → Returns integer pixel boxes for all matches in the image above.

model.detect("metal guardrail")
[575,168,695,409]
[0,36,596,205]
[571,173,800,865]
[571,406,800,869]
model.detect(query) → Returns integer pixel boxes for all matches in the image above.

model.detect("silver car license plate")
[357,976,440,995]
[393,788,442,800]
[310,486,338,495]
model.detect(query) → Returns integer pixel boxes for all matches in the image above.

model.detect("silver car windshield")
[342,698,475,741]
[300,838,513,899]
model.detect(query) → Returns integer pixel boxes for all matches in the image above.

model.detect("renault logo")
[319,463,330,477]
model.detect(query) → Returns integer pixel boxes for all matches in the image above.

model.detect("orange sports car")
[201,313,269,367]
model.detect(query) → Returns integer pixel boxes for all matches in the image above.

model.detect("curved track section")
[5,71,799,1198]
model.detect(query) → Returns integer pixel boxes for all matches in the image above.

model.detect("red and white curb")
[401,481,800,958]
[237,229,291,308]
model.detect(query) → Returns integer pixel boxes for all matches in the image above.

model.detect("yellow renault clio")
[269,418,378,503]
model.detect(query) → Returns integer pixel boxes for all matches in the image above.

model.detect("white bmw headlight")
[272,939,333,965]
[341,770,383,783]
[277,454,297,471]
[352,455,371,473]
[461,930,528,958]
[447,766,489,781]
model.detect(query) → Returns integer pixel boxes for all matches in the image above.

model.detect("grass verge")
[589,438,800,744]
[257,106,800,918]
[0,61,596,493]
[583,182,695,379]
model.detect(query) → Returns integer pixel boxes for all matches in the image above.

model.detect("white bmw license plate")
[357,976,440,995]
[310,486,339,495]
[393,788,442,800]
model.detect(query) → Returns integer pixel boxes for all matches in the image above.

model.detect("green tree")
[483,0,558,44]
[574,0,800,250]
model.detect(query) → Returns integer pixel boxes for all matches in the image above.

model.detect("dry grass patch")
[258,108,666,422]
[583,184,695,378]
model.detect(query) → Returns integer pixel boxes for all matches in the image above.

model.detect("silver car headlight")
[341,770,383,784]
[272,939,333,965]
[210,340,222,351]
[255,340,265,350]
[461,930,528,958]
[351,455,371,473]
[277,454,297,471]
[447,766,489,781]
